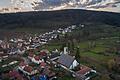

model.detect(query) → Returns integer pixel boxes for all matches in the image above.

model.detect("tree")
[107,59,115,71]
[71,39,76,52]
[60,43,66,51]
[67,40,71,51]
[75,46,80,63]
[57,34,60,40]
[100,74,111,80]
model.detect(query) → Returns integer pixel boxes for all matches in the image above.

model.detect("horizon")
[0,0,120,13]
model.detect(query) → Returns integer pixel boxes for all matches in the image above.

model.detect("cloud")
[32,0,120,11]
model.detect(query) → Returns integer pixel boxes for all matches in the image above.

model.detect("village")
[0,25,98,80]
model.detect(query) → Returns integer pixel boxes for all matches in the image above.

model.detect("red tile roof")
[19,62,27,66]
[9,70,24,80]
[34,56,40,61]
[76,66,92,75]
[40,51,47,56]
[0,53,8,57]
[29,53,34,57]
[9,70,18,77]
[40,62,46,67]
[24,66,33,73]
[43,68,55,77]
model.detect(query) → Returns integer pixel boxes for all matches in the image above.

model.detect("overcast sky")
[0,0,11,7]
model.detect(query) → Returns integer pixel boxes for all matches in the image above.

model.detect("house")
[49,38,52,41]
[28,52,45,64]
[0,53,8,63]
[2,61,18,71]
[18,62,28,70]
[23,66,33,75]
[71,25,77,29]
[75,65,97,80]
[39,51,48,62]
[9,70,24,80]
[40,51,47,57]
[0,58,2,62]
[40,41,47,44]
[0,46,4,53]
[2,64,7,68]
[10,39,16,42]
[17,38,24,42]
[0,41,10,49]
[41,49,49,53]
[40,62,46,69]
[18,62,38,76]
[29,45,36,50]
[52,49,59,53]
[17,42,23,48]
[33,56,42,64]
[28,53,34,60]
[8,61,18,66]
[18,48,25,54]
[0,40,2,44]
[49,52,60,61]
[57,54,79,69]
[8,48,19,54]
[0,53,8,59]
[62,30,65,35]
[42,67,56,79]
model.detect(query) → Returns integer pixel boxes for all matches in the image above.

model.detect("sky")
[0,0,120,13]
[0,0,11,7]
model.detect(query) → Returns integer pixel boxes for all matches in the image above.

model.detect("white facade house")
[69,60,79,69]
[28,55,43,64]
[58,54,79,70]
[31,58,42,64]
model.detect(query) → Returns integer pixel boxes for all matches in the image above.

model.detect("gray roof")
[49,52,60,59]
[58,54,75,68]
[11,48,19,52]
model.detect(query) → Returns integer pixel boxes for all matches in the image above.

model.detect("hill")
[0,9,120,29]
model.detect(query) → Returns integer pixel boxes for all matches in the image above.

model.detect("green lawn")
[81,51,114,62]
[78,42,89,49]
[91,47,106,53]
[42,43,61,51]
